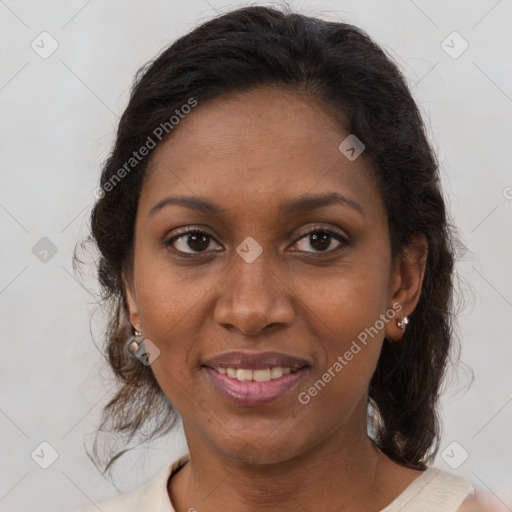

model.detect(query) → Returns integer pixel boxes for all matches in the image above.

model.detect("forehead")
[140,87,380,218]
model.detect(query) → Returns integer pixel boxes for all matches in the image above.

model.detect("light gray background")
[1,1,511,511]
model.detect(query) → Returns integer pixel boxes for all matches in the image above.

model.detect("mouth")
[202,364,310,406]
[201,350,311,405]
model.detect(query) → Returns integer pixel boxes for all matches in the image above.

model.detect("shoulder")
[77,482,148,512]
[381,466,475,511]
[75,452,190,512]
[457,494,481,511]
[456,491,510,511]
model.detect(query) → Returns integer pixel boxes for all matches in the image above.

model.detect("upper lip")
[202,350,310,371]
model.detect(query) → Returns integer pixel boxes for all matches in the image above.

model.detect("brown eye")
[293,229,348,253]
[165,229,220,254]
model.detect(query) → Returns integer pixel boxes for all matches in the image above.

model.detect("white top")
[77,453,475,512]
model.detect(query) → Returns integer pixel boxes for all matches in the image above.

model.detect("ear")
[123,272,141,330]
[385,235,428,342]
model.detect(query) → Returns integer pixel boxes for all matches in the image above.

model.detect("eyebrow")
[148,192,364,218]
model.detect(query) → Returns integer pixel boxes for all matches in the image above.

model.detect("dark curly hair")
[77,4,469,476]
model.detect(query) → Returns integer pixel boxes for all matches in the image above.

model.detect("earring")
[128,325,143,354]
[397,316,409,330]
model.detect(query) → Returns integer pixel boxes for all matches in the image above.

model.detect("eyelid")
[293,224,349,242]
[170,225,216,238]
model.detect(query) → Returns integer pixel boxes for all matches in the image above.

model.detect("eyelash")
[163,226,349,257]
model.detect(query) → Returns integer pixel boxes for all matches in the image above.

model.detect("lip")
[202,350,310,371]
[203,366,309,405]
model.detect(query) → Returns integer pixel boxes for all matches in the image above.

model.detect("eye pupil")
[310,232,331,251]
[188,233,210,251]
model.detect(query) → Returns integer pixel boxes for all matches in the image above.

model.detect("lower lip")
[203,366,309,406]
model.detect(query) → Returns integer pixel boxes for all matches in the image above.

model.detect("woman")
[77,5,489,511]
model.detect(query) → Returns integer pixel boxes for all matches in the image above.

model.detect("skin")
[124,86,436,512]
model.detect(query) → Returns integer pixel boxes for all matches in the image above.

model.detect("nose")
[213,248,295,336]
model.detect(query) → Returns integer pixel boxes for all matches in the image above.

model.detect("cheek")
[295,293,385,426]
[133,240,213,334]
[296,256,390,343]
[293,258,390,397]
[130,251,209,391]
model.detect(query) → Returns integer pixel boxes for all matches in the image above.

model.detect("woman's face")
[125,87,425,464]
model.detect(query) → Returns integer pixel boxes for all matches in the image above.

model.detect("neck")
[169,406,393,512]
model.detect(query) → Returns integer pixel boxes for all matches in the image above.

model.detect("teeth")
[237,369,253,381]
[253,369,271,382]
[214,367,297,382]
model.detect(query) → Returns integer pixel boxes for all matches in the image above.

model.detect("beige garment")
[77,452,475,512]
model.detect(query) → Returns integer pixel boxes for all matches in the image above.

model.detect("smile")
[203,365,309,405]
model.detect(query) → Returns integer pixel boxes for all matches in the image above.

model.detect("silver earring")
[397,316,409,330]
[128,325,143,354]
